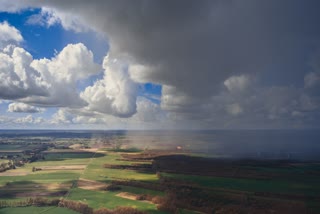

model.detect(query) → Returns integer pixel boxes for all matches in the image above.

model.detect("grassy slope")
[80,152,158,182]
[67,188,163,213]
[0,172,79,186]
[0,151,162,212]
[118,186,164,197]
[0,153,95,187]
[0,147,165,213]
[0,206,79,214]
[65,151,165,213]
[3,149,320,213]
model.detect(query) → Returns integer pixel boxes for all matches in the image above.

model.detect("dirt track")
[0,171,28,176]
[77,178,108,191]
[37,165,86,171]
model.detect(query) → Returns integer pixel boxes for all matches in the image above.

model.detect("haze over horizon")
[1,0,320,130]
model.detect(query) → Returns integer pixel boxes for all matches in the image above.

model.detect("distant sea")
[0,129,319,160]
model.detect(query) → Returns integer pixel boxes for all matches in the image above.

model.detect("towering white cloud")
[0,22,48,100]
[81,56,138,117]
[0,46,49,99]
[133,97,165,123]
[31,43,99,83]
[23,43,101,107]
[1,38,101,109]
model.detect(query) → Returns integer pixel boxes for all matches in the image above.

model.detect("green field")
[43,152,104,160]
[0,206,79,214]
[118,186,164,197]
[80,152,157,182]
[1,144,319,214]
[67,188,163,213]
[0,149,165,213]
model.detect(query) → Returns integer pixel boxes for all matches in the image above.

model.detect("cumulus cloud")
[14,114,34,124]
[1,0,320,128]
[0,21,23,48]
[132,97,165,123]
[0,114,46,128]
[26,7,88,32]
[72,115,104,125]
[32,43,99,83]
[47,96,167,128]
[22,1,318,119]
[22,43,100,107]
[8,102,44,113]
[0,46,49,99]
[0,19,141,120]
[50,109,73,124]
[224,75,251,93]
[0,23,48,100]
[226,103,243,116]
[0,41,100,107]
[29,1,319,88]
[81,56,138,117]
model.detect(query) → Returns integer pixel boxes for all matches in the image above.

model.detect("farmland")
[0,131,320,213]
[0,206,79,214]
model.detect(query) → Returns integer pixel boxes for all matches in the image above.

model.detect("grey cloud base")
[1,0,320,128]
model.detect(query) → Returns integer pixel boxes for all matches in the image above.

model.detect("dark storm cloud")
[29,0,320,93]
[3,0,320,128]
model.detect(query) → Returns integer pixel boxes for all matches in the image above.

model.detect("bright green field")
[68,152,164,213]
[0,206,79,214]
[119,186,164,197]
[0,151,163,213]
[67,188,165,214]
[0,152,95,187]
[5,148,319,213]
[80,152,158,182]
[43,152,103,160]
[0,172,79,186]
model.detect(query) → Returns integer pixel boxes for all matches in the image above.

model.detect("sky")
[0,0,320,129]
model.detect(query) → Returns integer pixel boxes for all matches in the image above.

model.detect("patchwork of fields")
[0,206,79,214]
[0,140,320,214]
[0,143,166,213]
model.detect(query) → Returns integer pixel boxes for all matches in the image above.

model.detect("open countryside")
[0,130,320,214]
